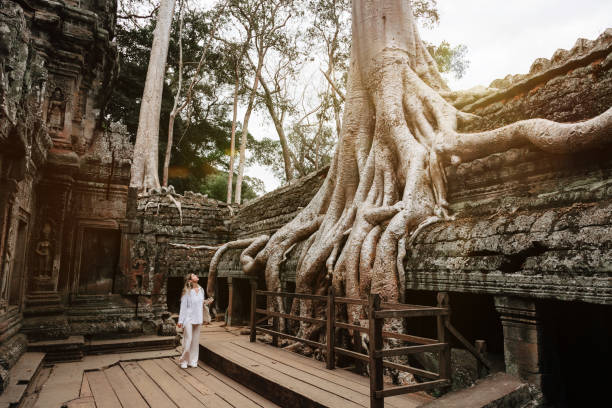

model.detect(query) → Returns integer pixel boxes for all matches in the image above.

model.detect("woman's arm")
[178,294,187,327]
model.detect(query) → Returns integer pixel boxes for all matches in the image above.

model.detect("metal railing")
[249,282,490,407]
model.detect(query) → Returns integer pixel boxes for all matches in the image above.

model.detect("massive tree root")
[209,0,612,365]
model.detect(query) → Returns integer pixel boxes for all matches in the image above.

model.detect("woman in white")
[177,273,213,368]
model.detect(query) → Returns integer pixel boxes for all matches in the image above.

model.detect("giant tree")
[209,0,612,342]
[130,0,175,191]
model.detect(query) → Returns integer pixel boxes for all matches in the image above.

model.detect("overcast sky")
[247,0,612,193]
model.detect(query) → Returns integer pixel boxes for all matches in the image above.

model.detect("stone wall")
[403,29,612,305]
[0,0,127,384]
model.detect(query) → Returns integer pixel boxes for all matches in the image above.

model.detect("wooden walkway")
[199,323,434,408]
[63,356,277,408]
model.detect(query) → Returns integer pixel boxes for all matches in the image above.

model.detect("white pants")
[180,323,201,366]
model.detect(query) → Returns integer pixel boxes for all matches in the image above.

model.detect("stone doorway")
[77,228,120,295]
[166,276,184,314]
[539,300,611,407]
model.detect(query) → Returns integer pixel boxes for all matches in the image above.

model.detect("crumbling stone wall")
[403,29,612,305]
[0,0,126,381]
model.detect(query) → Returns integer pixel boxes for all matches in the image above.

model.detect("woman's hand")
[177,323,183,329]
[206,298,214,305]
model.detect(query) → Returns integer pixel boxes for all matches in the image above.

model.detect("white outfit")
[178,286,206,366]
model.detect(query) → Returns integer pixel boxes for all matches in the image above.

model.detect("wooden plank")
[155,358,233,408]
[446,321,493,369]
[382,330,438,345]
[220,341,372,407]
[257,290,327,301]
[85,371,122,408]
[374,308,448,319]
[233,339,431,408]
[156,358,213,395]
[376,343,447,358]
[382,360,439,380]
[64,396,96,408]
[138,359,205,408]
[173,358,278,408]
[335,297,367,306]
[326,287,335,370]
[368,293,384,408]
[250,281,257,343]
[255,326,325,350]
[120,361,178,408]
[336,322,441,345]
[205,342,363,408]
[79,373,92,398]
[437,292,451,383]
[336,322,367,332]
[334,346,369,362]
[104,365,148,408]
[377,380,450,398]
[381,302,431,310]
[256,308,327,325]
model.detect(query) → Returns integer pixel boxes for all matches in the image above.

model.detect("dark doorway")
[403,290,505,369]
[215,277,229,315]
[167,276,184,314]
[78,228,120,295]
[539,300,611,407]
[9,220,27,307]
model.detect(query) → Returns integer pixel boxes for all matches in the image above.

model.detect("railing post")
[250,280,257,343]
[326,287,335,370]
[272,293,279,347]
[369,293,383,408]
[437,292,451,384]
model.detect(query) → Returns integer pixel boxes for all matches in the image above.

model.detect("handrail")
[249,283,488,407]
[257,290,327,301]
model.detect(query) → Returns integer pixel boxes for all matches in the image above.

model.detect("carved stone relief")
[46,88,65,132]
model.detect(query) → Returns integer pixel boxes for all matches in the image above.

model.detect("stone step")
[420,372,541,408]
[0,352,45,408]
[27,335,178,362]
[85,335,178,355]
[28,336,85,364]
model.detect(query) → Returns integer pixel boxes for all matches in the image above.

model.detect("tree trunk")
[130,0,175,191]
[212,0,612,345]
[162,0,184,188]
[235,52,264,205]
[260,77,293,182]
[227,72,240,204]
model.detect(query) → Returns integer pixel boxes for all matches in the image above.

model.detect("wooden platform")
[62,357,278,408]
[198,324,434,408]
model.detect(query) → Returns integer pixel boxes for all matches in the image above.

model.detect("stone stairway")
[0,352,45,408]
[420,372,542,408]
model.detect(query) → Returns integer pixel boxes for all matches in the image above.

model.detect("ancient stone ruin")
[0,0,610,406]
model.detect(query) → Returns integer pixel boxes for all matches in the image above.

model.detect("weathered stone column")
[494,296,558,397]
[22,155,78,339]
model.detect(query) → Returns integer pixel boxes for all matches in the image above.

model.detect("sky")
[246,0,612,193]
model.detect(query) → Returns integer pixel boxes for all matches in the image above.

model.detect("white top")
[178,286,206,325]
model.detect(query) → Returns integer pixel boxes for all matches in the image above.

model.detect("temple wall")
[404,29,612,305]
[0,0,132,383]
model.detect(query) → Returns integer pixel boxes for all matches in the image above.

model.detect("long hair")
[182,273,196,297]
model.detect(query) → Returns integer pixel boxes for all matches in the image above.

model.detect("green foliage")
[107,4,265,198]
[427,41,470,80]
[195,172,264,202]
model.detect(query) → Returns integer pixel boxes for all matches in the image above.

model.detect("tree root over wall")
[208,0,612,382]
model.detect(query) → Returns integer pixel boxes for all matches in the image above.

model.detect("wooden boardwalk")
[63,356,277,408]
[199,323,434,408]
